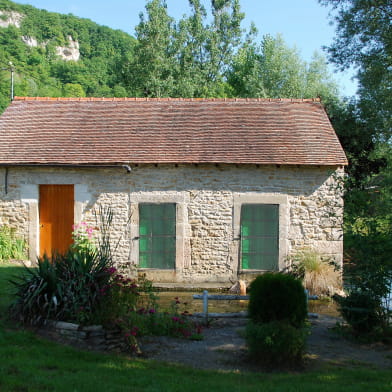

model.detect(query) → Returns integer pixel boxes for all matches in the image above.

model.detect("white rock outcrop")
[0,10,23,28]
[55,35,80,61]
[22,35,39,47]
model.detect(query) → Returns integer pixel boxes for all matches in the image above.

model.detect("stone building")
[0,97,347,285]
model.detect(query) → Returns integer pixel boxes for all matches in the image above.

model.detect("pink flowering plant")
[97,271,203,353]
[153,297,203,340]
[97,268,146,322]
[117,297,203,352]
[71,221,97,254]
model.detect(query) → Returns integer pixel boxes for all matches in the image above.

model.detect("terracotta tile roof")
[0,97,347,166]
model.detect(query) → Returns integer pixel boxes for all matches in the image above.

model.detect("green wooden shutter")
[139,203,176,269]
[240,204,279,270]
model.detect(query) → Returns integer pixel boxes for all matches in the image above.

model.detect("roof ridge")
[13,96,321,103]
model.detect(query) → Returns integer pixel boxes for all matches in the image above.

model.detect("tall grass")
[0,263,25,316]
[288,249,342,296]
[0,225,27,262]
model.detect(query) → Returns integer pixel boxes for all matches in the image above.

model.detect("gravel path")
[139,315,392,372]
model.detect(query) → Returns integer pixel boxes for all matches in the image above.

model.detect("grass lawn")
[0,262,391,392]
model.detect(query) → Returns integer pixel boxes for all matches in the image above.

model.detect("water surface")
[150,291,339,317]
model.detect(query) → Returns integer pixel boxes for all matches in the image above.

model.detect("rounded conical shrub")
[248,273,307,327]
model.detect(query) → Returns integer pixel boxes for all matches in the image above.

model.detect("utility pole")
[10,62,14,101]
[1,61,14,101]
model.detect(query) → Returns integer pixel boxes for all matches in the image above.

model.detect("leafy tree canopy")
[319,0,392,141]
[228,34,339,104]
[320,0,392,314]
[123,0,339,102]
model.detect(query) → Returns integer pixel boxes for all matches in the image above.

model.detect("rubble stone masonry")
[0,164,344,284]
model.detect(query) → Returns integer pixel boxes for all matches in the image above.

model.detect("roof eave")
[0,161,348,167]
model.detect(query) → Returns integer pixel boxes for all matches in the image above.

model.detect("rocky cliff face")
[21,35,39,47]
[1,10,80,61]
[0,10,23,28]
[55,36,80,61]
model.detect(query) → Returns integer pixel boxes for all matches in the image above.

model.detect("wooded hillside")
[0,0,340,112]
[0,0,135,112]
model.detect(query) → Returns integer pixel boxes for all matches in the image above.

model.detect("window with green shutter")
[139,203,176,269]
[240,204,279,270]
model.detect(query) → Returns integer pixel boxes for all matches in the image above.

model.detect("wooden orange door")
[39,185,74,257]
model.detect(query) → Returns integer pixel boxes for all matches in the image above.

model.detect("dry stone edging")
[38,320,127,352]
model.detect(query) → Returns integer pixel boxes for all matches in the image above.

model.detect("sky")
[17,0,357,96]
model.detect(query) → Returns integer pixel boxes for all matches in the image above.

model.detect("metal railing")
[193,290,318,324]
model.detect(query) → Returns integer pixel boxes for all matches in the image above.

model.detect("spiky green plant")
[10,206,116,325]
[10,248,114,325]
[0,225,27,262]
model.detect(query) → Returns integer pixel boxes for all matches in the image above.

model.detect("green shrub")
[343,223,392,337]
[248,273,307,327]
[10,249,114,325]
[245,320,308,367]
[10,206,116,326]
[336,290,387,334]
[0,225,27,262]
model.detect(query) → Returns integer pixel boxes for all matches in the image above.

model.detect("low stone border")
[38,320,127,352]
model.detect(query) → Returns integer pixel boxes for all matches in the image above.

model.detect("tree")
[319,0,392,141]
[319,0,391,189]
[124,0,247,97]
[226,42,265,97]
[63,83,86,97]
[320,0,391,197]
[304,52,340,103]
[228,34,339,102]
[125,3,340,100]
[259,34,305,98]
[172,0,210,96]
[124,0,176,97]
[209,0,245,78]
[320,0,392,330]
[0,70,11,110]
[327,101,385,191]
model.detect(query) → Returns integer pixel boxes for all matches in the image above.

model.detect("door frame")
[39,184,75,257]
[129,191,189,275]
[232,193,289,275]
[20,183,88,262]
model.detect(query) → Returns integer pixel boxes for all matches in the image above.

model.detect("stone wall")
[0,164,344,284]
[187,190,233,280]
[0,168,29,242]
[38,321,127,352]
